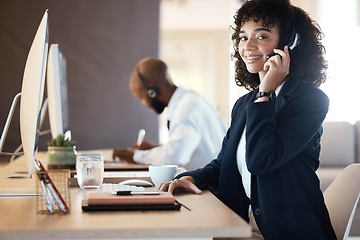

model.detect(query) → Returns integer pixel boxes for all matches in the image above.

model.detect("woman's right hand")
[157,176,202,194]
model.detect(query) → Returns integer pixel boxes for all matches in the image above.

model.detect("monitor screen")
[19,9,49,176]
[47,43,69,139]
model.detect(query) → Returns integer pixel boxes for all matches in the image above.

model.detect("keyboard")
[101,183,145,193]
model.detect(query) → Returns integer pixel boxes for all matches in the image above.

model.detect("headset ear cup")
[148,88,158,98]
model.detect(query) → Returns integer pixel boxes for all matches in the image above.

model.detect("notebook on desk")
[81,200,181,211]
[87,192,175,205]
[82,192,180,212]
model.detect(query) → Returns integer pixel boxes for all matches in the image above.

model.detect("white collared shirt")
[134,87,227,170]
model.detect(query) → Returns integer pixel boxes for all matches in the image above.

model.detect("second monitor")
[46,43,69,139]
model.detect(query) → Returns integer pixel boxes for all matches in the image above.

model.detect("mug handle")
[176,167,186,175]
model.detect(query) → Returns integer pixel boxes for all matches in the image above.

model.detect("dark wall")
[0,0,160,156]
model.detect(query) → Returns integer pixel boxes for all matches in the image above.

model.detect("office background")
[1,0,360,155]
[1,0,359,237]
[0,0,160,154]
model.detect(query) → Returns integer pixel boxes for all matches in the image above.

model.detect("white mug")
[148,165,185,186]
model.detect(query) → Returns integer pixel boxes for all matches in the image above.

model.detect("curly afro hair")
[231,0,327,90]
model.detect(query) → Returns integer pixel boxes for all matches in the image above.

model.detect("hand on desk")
[112,140,160,163]
[157,176,202,195]
[133,140,159,150]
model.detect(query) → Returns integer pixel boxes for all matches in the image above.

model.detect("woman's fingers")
[157,178,202,194]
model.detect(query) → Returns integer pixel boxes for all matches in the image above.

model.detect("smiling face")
[239,21,280,74]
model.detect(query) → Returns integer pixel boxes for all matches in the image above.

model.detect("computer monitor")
[19,9,49,176]
[46,43,69,139]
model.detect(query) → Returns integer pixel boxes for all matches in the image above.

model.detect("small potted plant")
[47,133,77,169]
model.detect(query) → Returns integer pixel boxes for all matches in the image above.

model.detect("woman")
[159,0,336,239]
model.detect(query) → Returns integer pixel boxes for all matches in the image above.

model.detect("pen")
[112,191,160,195]
[34,159,70,213]
[44,177,68,213]
[136,129,146,146]
[34,160,54,212]
[175,199,191,211]
[38,173,54,213]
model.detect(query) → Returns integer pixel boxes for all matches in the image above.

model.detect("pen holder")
[36,169,71,214]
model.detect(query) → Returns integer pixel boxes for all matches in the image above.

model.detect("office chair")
[323,163,360,240]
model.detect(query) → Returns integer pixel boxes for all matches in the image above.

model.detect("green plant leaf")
[47,133,76,147]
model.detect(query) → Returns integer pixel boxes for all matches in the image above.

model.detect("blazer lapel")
[275,78,301,112]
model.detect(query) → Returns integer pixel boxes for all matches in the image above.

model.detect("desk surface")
[0,153,251,239]
[79,149,150,171]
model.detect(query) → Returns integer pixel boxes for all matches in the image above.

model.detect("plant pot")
[47,146,77,170]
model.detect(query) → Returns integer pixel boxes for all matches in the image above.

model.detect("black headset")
[267,7,300,59]
[287,28,300,51]
[136,68,160,99]
[285,6,300,50]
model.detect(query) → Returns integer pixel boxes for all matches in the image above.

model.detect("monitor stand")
[0,92,22,155]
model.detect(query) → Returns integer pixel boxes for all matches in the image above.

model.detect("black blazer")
[177,79,337,240]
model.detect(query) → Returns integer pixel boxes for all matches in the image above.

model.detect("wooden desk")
[0,154,252,239]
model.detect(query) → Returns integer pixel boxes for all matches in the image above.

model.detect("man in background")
[112,57,226,170]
